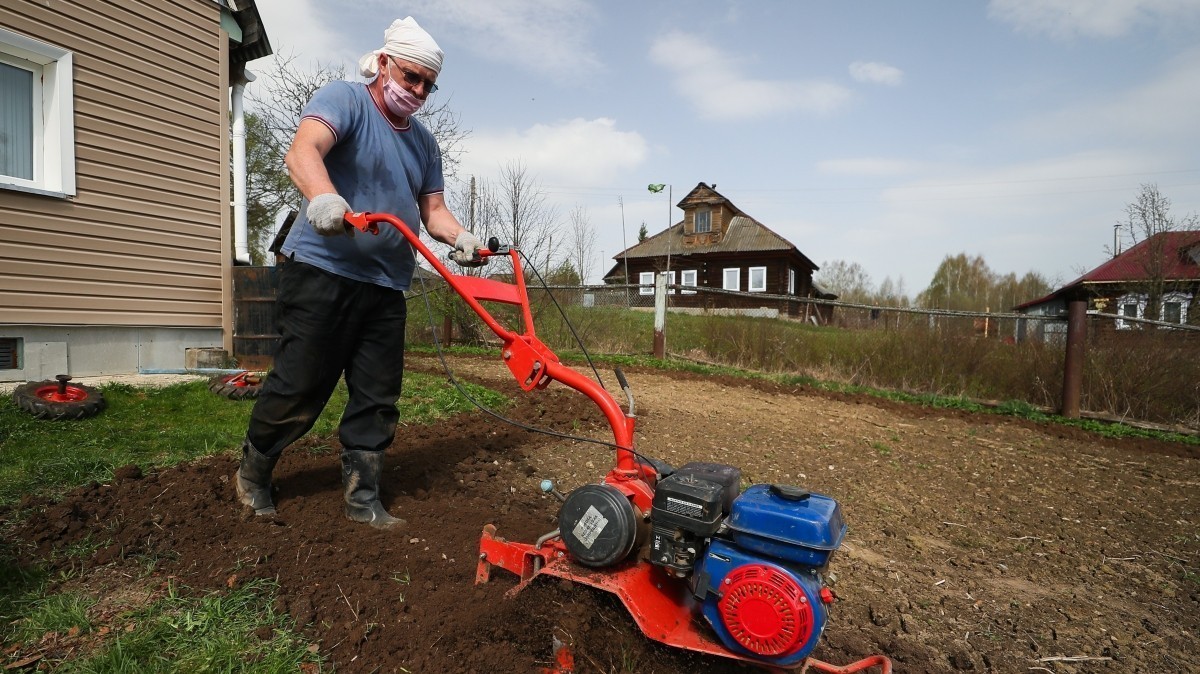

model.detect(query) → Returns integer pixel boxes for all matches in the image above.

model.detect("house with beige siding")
[0,0,271,382]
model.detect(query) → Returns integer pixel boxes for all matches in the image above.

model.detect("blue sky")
[249,0,1200,291]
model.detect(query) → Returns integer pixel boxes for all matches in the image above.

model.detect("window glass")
[1163,301,1182,324]
[1116,295,1145,330]
[681,270,697,294]
[639,271,654,295]
[0,61,34,180]
[695,208,711,233]
[723,268,740,291]
[749,266,767,292]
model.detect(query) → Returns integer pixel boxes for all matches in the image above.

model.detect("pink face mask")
[382,71,424,118]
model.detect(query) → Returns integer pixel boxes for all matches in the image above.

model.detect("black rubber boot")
[341,449,405,530]
[236,442,278,516]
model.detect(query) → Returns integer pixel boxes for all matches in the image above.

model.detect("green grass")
[0,371,509,671]
[0,373,507,509]
[49,580,318,673]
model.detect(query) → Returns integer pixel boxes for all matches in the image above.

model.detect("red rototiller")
[346,212,891,673]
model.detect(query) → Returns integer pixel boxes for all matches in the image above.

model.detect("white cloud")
[460,118,648,185]
[988,0,1200,39]
[247,0,359,103]
[849,61,904,86]
[396,0,602,82]
[649,31,851,121]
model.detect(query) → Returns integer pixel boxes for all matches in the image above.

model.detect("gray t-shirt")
[281,80,444,290]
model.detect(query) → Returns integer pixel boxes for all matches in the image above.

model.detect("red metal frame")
[345,212,888,673]
[345,212,657,508]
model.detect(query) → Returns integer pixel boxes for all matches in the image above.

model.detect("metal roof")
[617,215,815,265]
[1015,230,1200,309]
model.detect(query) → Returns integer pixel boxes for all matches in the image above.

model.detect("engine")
[651,463,845,667]
[556,461,845,667]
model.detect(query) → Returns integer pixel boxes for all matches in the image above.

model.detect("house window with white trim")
[695,207,711,233]
[1160,291,1191,326]
[0,29,76,196]
[723,268,740,291]
[788,268,796,295]
[667,270,676,294]
[680,269,697,294]
[1115,293,1145,330]
[638,271,654,295]
[748,266,767,292]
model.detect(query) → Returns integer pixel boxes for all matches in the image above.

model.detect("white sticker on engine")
[572,505,609,549]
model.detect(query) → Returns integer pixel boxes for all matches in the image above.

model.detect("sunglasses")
[389,58,438,93]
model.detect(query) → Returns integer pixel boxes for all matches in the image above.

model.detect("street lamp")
[647,183,672,277]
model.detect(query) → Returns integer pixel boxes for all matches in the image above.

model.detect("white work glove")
[306,193,352,237]
[450,230,488,267]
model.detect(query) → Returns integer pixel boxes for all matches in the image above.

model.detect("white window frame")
[667,270,677,294]
[1115,293,1145,330]
[638,271,654,296]
[748,266,767,293]
[1160,291,1191,327]
[0,29,75,197]
[788,268,796,295]
[680,269,697,294]
[723,267,740,291]
[694,207,712,234]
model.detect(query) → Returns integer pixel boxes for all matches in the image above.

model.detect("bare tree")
[917,253,996,311]
[814,260,875,304]
[470,161,562,276]
[1111,183,1200,322]
[874,276,910,307]
[567,205,597,284]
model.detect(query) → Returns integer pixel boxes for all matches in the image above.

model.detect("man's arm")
[419,192,470,246]
[285,118,338,200]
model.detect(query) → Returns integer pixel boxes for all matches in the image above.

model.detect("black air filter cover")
[558,484,639,568]
[652,473,725,537]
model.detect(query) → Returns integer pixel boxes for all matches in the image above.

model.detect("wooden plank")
[78,69,218,128]
[75,104,210,158]
[1,1,217,68]
[2,273,218,302]
[1,240,220,272]
[0,291,217,314]
[0,205,221,246]
[75,134,214,182]
[74,161,219,214]
[17,189,223,229]
[75,98,215,152]
[0,259,218,289]
[0,307,222,328]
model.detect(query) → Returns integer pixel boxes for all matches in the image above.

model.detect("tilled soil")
[7,354,1200,673]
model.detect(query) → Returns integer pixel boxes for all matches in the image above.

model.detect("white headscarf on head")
[358,16,444,79]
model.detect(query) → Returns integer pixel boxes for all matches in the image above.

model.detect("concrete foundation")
[0,326,223,383]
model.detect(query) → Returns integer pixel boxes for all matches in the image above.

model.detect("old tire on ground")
[13,380,107,420]
[208,372,264,400]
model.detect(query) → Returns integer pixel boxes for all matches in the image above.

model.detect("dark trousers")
[247,260,408,458]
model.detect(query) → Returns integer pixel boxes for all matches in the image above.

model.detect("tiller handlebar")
[343,211,656,509]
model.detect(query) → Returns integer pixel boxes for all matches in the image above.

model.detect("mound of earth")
[7,355,1199,673]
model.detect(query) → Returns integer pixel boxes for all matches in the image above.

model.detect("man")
[235,17,485,529]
